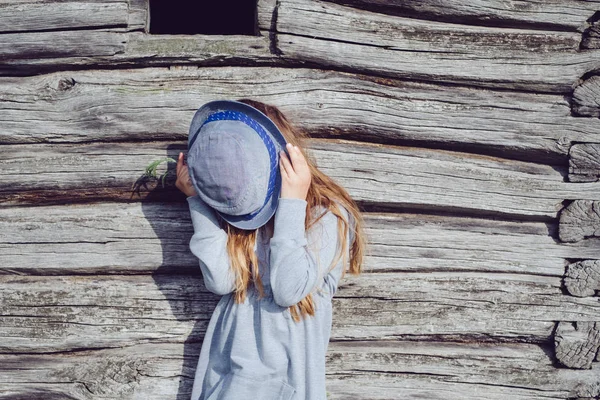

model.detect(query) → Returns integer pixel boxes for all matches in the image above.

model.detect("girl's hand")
[279,143,311,200]
[176,152,198,197]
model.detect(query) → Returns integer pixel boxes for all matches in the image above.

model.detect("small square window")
[149,0,257,35]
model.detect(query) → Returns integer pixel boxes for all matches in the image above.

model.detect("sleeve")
[269,198,352,307]
[186,195,236,296]
[321,204,354,300]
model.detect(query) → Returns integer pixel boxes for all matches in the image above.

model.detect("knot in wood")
[58,77,75,91]
[557,136,570,147]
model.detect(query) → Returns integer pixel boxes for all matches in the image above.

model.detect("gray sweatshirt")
[186,195,353,400]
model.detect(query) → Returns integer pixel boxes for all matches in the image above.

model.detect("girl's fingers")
[279,152,290,180]
[177,153,189,182]
[286,144,296,168]
[288,144,310,179]
[287,144,307,167]
[177,152,185,178]
[176,152,181,173]
[280,150,293,174]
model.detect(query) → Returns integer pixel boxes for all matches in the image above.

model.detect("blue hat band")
[198,110,278,221]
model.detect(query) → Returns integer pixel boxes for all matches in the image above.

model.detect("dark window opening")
[149,0,257,35]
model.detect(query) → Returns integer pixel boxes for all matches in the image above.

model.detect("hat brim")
[187,100,290,230]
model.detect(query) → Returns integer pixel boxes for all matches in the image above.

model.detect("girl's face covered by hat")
[187,101,288,230]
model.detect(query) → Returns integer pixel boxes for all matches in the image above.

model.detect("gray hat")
[187,100,290,230]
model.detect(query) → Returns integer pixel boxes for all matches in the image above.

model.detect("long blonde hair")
[217,98,367,322]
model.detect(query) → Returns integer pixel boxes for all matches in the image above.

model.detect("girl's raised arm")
[187,195,236,296]
[269,198,351,307]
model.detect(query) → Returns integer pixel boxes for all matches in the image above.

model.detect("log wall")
[0,0,599,399]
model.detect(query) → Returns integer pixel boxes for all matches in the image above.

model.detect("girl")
[176,98,366,400]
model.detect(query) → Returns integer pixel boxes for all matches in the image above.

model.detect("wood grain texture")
[325,340,600,399]
[0,0,136,33]
[569,143,600,183]
[559,200,600,242]
[1,140,600,218]
[318,0,600,32]
[1,198,599,275]
[1,273,599,353]
[1,341,599,399]
[1,67,599,163]
[259,0,600,92]
[0,32,275,75]
[0,30,128,60]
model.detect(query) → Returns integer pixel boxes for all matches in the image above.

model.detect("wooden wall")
[1,0,600,398]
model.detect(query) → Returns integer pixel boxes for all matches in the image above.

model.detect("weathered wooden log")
[569,143,600,183]
[572,75,600,118]
[564,260,600,298]
[0,0,145,33]
[258,0,600,92]
[559,200,600,242]
[326,340,600,399]
[333,272,600,342]
[0,30,128,61]
[1,68,599,164]
[1,341,599,399]
[0,32,276,76]
[1,273,599,353]
[0,343,192,399]
[2,139,600,218]
[1,199,598,276]
[316,0,600,33]
[554,321,600,369]
[1,0,598,90]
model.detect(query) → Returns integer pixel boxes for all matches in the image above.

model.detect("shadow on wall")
[139,143,220,399]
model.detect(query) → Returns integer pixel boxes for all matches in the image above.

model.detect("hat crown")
[189,120,270,215]
[187,101,289,230]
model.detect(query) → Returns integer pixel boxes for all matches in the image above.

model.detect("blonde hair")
[217,98,367,323]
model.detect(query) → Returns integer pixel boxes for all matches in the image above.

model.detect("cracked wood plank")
[1,68,599,163]
[0,198,598,276]
[316,0,600,33]
[0,341,598,399]
[259,0,600,92]
[3,139,600,219]
[0,273,599,352]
